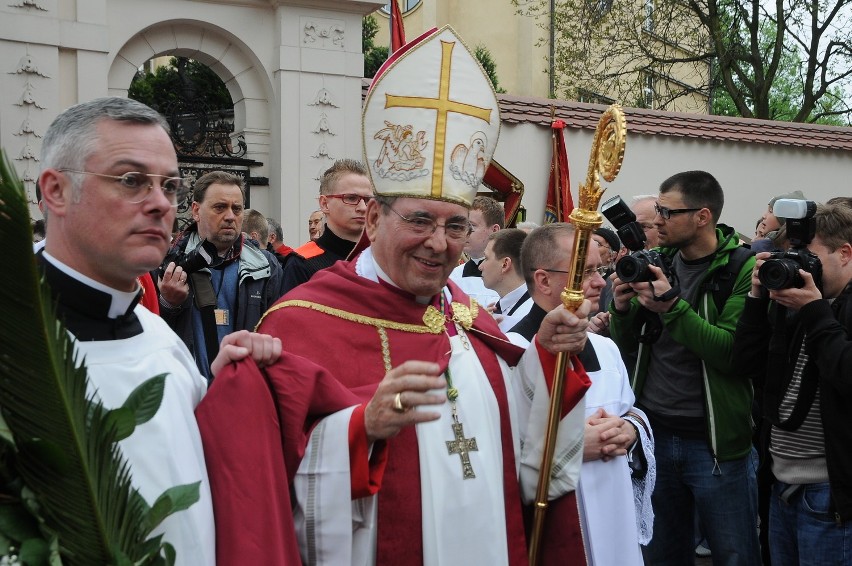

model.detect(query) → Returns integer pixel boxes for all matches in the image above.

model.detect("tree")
[129,57,233,112]
[475,45,507,93]
[363,14,389,79]
[514,0,852,124]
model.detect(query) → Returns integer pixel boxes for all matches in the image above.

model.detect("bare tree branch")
[513,0,852,123]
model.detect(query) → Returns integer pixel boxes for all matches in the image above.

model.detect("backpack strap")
[703,245,754,313]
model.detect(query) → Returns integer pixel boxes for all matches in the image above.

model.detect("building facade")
[2,0,850,245]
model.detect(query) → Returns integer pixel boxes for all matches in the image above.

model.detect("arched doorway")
[108,22,274,219]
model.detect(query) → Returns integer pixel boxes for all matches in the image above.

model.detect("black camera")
[615,249,675,284]
[159,238,222,277]
[757,199,822,290]
[601,195,646,252]
[602,195,674,284]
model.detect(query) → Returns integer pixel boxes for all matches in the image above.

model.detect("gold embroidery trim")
[258,299,442,334]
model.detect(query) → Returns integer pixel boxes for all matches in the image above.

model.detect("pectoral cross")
[446,417,478,480]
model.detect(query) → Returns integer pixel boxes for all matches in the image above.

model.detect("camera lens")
[758,258,803,290]
[616,255,650,283]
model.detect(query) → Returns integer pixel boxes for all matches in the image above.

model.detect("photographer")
[609,171,760,565]
[159,171,285,382]
[733,203,852,565]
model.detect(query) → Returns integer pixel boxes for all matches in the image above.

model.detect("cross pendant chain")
[455,322,471,350]
[445,403,478,480]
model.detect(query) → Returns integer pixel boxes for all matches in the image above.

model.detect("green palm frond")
[0,150,196,565]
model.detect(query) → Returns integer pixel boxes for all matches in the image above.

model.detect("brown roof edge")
[499,94,852,152]
[362,78,852,151]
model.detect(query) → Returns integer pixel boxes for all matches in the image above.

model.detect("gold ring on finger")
[392,392,406,413]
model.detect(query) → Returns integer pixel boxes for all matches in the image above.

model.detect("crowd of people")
[17,24,852,566]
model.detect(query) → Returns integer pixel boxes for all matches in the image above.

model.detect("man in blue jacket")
[158,171,284,381]
[609,170,760,565]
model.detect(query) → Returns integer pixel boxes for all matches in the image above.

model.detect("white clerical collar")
[500,282,529,313]
[42,251,141,319]
[356,246,442,305]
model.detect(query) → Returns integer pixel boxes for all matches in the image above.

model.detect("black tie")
[494,302,502,315]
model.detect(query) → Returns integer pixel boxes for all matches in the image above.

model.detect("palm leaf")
[0,150,194,565]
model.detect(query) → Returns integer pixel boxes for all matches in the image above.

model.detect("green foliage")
[363,14,388,79]
[0,151,199,565]
[474,45,507,94]
[711,20,848,125]
[513,0,852,124]
[128,57,233,112]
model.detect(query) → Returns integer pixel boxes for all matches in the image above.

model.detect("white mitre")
[362,25,501,208]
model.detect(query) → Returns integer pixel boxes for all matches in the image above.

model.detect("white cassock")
[577,333,649,566]
[74,308,215,566]
[291,248,587,566]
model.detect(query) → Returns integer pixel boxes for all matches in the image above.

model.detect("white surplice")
[577,333,647,566]
[292,248,587,566]
[74,308,215,566]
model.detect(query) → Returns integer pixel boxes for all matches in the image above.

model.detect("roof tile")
[362,79,852,151]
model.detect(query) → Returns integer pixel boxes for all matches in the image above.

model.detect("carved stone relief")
[311,112,336,136]
[308,87,339,108]
[11,54,50,77]
[8,50,49,201]
[8,0,48,10]
[302,19,344,49]
[307,81,341,182]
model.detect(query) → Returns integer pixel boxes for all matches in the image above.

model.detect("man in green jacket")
[609,170,759,565]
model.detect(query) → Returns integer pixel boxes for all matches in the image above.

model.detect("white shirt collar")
[499,282,529,313]
[42,251,141,319]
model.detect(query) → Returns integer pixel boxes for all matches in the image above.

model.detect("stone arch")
[107,21,274,192]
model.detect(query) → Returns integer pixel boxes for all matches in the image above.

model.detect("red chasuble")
[200,257,590,565]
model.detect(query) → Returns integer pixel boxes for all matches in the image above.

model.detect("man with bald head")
[631,194,660,249]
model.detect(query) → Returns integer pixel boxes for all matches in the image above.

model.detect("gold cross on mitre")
[362,26,501,207]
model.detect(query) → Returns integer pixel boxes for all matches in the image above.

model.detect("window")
[577,89,615,105]
[641,73,656,108]
[643,0,655,32]
[381,0,422,13]
[588,0,614,22]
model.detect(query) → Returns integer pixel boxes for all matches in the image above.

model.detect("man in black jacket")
[733,202,852,565]
[281,159,373,294]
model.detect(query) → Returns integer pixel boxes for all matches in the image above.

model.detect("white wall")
[496,122,852,238]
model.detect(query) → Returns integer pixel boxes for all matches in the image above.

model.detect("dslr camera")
[757,199,823,290]
[602,195,674,284]
[159,238,222,278]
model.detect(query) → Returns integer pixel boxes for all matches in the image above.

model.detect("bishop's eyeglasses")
[387,206,473,241]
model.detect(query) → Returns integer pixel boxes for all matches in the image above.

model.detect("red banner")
[544,119,573,223]
[391,0,406,53]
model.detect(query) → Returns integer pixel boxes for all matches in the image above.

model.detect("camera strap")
[763,304,819,431]
[637,309,663,344]
[652,285,679,303]
[190,271,221,367]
